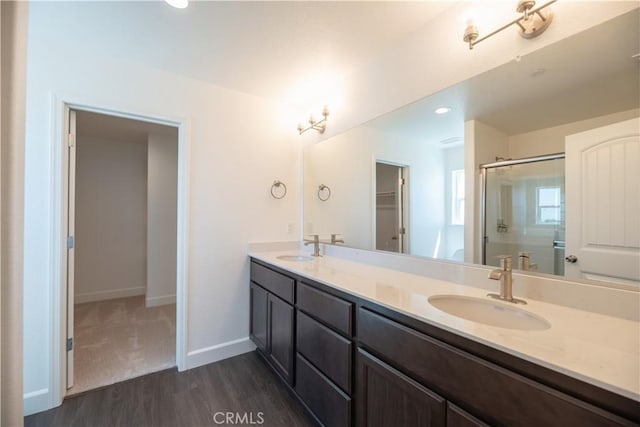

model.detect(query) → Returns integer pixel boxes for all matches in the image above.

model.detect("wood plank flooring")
[25,352,316,427]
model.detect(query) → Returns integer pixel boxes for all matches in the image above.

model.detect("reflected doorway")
[375,162,408,253]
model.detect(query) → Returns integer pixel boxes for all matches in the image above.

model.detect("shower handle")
[565,255,578,263]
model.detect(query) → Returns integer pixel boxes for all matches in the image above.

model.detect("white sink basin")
[276,255,314,262]
[428,295,551,331]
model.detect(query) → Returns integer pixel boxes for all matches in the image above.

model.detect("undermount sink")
[276,255,314,262]
[428,295,551,331]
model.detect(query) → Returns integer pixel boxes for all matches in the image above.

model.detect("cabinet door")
[250,282,269,352]
[269,294,294,384]
[447,403,489,427]
[357,349,445,427]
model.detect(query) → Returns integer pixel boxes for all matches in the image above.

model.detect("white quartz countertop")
[249,249,640,402]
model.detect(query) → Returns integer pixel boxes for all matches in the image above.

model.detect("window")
[451,169,465,225]
[536,186,562,224]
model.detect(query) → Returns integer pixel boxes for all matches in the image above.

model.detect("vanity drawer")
[446,403,489,427]
[358,308,633,427]
[295,353,352,427]
[297,311,352,394]
[297,281,353,336]
[250,261,294,304]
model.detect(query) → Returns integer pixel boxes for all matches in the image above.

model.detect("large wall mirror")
[303,9,639,285]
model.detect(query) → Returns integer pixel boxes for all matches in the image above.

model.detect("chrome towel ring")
[271,180,287,199]
[318,184,331,201]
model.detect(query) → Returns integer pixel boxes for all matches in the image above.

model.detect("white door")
[565,117,640,283]
[67,109,77,388]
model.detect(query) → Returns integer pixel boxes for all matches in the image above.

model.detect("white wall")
[147,131,178,307]
[74,136,148,303]
[23,3,300,415]
[443,146,465,260]
[508,108,640,159]
[1,1,27,425]
[304,125,445,259]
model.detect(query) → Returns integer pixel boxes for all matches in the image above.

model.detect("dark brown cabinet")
[297,281,353,336]
[249,282,269,352]
[297,311,352,394]
[357,349,446,427]
[268,293,294,383]
[249,258,639,427]
[296,353,352,427]
[446,403,489,427]
[249,262,295,385]
[358,307,636,427]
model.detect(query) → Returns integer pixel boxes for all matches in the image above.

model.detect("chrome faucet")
[488,256,526,304]
[304,234,322,257]
[331,234,344,244]
[518,251,538,271]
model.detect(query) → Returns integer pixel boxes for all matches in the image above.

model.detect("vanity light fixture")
[463,0,556,50]
[434,106,452,115]
[297,106,330,135]
[165,0,188,9]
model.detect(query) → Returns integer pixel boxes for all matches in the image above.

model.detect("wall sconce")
[463,0,555,50]
[297,106,330,135]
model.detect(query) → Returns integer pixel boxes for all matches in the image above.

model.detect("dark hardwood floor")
[25,351,316,427]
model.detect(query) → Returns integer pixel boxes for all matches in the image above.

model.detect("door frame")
[49,92,190,407]
[372,158,410,254]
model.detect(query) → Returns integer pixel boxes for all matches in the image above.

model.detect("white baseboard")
[23,388,50,416]
[74,286,145,304]
[186,337,256,370]
[145,294,176,307]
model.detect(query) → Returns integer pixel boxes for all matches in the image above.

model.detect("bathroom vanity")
[248,248,639,427]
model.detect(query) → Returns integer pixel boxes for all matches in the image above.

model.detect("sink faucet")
[331,234,344,244]
[518,251,538,271]
[304,234,322,257]
[487,256,526,304]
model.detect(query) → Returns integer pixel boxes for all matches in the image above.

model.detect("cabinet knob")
[565,255,578,263]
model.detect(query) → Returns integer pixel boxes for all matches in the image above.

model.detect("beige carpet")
[68,295,176,396]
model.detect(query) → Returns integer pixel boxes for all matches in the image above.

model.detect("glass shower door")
[483,157,565,275]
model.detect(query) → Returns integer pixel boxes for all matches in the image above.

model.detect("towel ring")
[271,180,287,199]
[318,184,331,202]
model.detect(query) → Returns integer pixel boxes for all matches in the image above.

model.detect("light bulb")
[165,0,188,9]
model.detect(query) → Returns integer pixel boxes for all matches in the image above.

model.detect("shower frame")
[479,152,565,266]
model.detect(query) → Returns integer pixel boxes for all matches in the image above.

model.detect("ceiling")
[366,8,640,144]
[76,110,178,143]
[41,1,453,105]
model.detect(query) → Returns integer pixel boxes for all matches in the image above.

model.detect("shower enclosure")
[481,154,565,275]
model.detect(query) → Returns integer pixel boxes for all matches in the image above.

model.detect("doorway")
[375,162,409,253]
[65,109,180,395]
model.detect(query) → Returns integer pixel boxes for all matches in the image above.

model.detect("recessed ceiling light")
[165,0,188,9]
[434,107,452,115]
